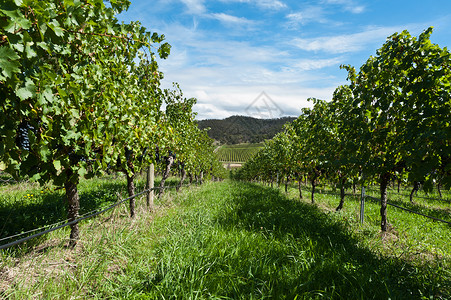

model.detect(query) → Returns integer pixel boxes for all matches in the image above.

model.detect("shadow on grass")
[0,174,21,186]
[0,177,153,251]
[241,184,450,298]
[362,192,451,225]
[146,181,449,299]
[298,184,450,225]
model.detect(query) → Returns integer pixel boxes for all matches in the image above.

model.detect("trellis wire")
[365,195,451,225]
[0,184,187,250]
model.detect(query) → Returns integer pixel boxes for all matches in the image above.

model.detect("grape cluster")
[155,146,160,162]
[15,121,33,151]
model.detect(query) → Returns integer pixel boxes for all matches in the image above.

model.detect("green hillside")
[198,116,295,144]
[216,143,264,163]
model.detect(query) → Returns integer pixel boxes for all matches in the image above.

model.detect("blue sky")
[117,0,451,120]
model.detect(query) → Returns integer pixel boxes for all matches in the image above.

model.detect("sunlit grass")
[290,182,451,262]
[0,173,180,251]
[1,179,450,299]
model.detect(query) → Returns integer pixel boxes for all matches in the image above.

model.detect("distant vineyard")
[216,143,263,163]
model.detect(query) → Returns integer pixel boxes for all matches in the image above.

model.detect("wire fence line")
[364,195,451,226]
[0,178,15,184]
[363,186,451,203]
[0,218,70,243]
[0,183,191,250]
[2,180,447,250]
[0,177,23,185]
[287,183,450,226]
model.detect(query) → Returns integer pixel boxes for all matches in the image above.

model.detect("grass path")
[1,180,450,299]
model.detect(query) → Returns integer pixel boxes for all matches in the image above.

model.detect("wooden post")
[360,176,365,224]
[147,163,154,212]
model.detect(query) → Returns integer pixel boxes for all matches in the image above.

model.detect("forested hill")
[197,115,296,144]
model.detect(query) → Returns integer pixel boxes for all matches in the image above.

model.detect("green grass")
[0,173,181,250]
[282,181,451,258]
[1,179,450,299]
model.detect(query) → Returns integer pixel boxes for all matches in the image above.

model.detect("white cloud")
[180,0,206,14]
[285,4,355,29]
[286,6,327,27]
[292,26,417,53]
[211,13,255,26]
[117,0,449,121]
[158,50,340,119]
[185,83,337,120]
[253,0,287,9]
[151,18,349,119]
[293,35,358,53]
[125,4,433,120]
[284,1,366,29]
[219,0,287,10]
[323,0,365,14]
[291,57,344,71]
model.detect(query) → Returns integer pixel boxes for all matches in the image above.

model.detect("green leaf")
[158,42,171,59]
[30,173,41,181]
[0,47,20,79]
[48,20,64,37]
[62,130,82,145]
[77,166,87,177]
[37,42,51,53]
[25,44,37,58]
[39,145,52,162]
[0,8,31,32]
[38,88,54,106]
[15,87,32,100]
[53,160,62,170]
[15,78,35,100]
[12,43,24,53]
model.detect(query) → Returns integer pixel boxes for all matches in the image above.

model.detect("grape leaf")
[0,47,20,79]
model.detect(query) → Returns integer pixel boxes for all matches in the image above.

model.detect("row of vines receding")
[0,0,226,248]
[235,27,451,232]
